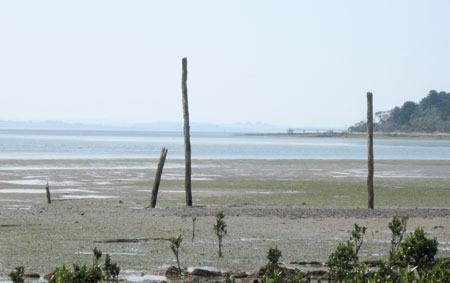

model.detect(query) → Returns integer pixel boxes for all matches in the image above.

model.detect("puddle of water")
[161,173,214,181]
[0,188,94,194]
[0,199,32,202]
[137,189,217,194]
[0,189,48,194]
[52,188,95,193]
[93,181,112,185]
[121,274,167,282]
[0,179,80,186]
[4,205,32,210]
[58,195,118,199]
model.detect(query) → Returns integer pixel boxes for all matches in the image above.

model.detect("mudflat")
[0,158,449,280]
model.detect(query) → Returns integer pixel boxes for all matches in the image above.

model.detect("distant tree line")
[349,90,450,133]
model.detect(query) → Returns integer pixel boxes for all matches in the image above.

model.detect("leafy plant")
[9,266,24,283]
[103,254,120,282]
[93,247,102,264]
[224,272,236,283]
[214,210,227,257]
[400,227,438,272]
[261,267,283,283]
[49,263,102,283]
[49,248,120,283]
[267,246,282,268]
[388,215,408,252]
[327,224,366,282]
[169,233,184,275]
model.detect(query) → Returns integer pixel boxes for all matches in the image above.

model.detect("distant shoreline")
[244,131,450,140]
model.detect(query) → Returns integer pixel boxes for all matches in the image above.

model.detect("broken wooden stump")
[150,147,168,208]
[45,181,51,204]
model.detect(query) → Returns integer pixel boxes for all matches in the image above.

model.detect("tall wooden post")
[45,181,51,204]
[182,57,193,206]
[150,147,168,208]
[367,92,374,209]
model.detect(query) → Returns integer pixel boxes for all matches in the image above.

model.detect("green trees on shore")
[349,90,450,132]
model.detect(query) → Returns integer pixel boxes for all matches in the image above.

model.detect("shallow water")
[1,129,450,162]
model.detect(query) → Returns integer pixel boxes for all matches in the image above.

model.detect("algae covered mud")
[0,130,450,281]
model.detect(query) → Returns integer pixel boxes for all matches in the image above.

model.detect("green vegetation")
[267,246,282,266]
[169,234,184,274]
[350,90,450,132]
[48,249,120,282]
[325,216,449,283]
[8,266,24,283]
[327,224,366,282]
[214,210,227,257]
[6,216,450,282]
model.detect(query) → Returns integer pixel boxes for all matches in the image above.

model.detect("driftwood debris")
[150,147,168,208]
[367,92,374,209]
[182,57,193,206]
[94,237,171,244]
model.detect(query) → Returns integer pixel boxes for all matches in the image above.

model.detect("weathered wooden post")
[45,180,51,204]
[367,92,374,209]
[150,147,168,208]
[182,57,193,206]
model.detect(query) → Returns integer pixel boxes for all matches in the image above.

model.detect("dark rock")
[233,271,248,278]
[190,268,222,277]
[24,272,40,278]
[165,266,181,276]
[309,270,327,277]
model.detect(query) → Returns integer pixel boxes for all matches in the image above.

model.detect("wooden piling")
[150,147,168,208]
[367,92,374,209]
[45,181,51,204]
[182,57,193,206]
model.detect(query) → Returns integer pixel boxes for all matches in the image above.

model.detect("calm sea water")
[0,129,450,160]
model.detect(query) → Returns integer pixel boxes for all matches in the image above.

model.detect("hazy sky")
[1,1,449,128]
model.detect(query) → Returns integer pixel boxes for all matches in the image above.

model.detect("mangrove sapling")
[93,246,102,264]
[103,254,120,282]
[214,210,227,257]
[327,224,366,282]
[8,266,24,283]
[400,227,438,274]
[169,234,184,275]
[267,246,282,273]
[388,215,408,252]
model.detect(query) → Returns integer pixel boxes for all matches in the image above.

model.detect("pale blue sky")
[1,1,449,127]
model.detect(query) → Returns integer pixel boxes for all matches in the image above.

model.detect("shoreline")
[243,131,450,139]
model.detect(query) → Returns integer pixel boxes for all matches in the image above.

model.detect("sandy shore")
[0,158,449,281]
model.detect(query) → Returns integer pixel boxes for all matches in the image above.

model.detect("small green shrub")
[169,233,184,275]
[8,266,24,283]
[103,254,120,282]
[49,263,102,283]
[400,227,438,272]
[388,215,408,252]
[49,248,120,283]
[267,246,282,266]
[261,268,283,283]
[214,210,227,257]
[327,224,366,282]
[224,272,236,283]
[93,247,102,264]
